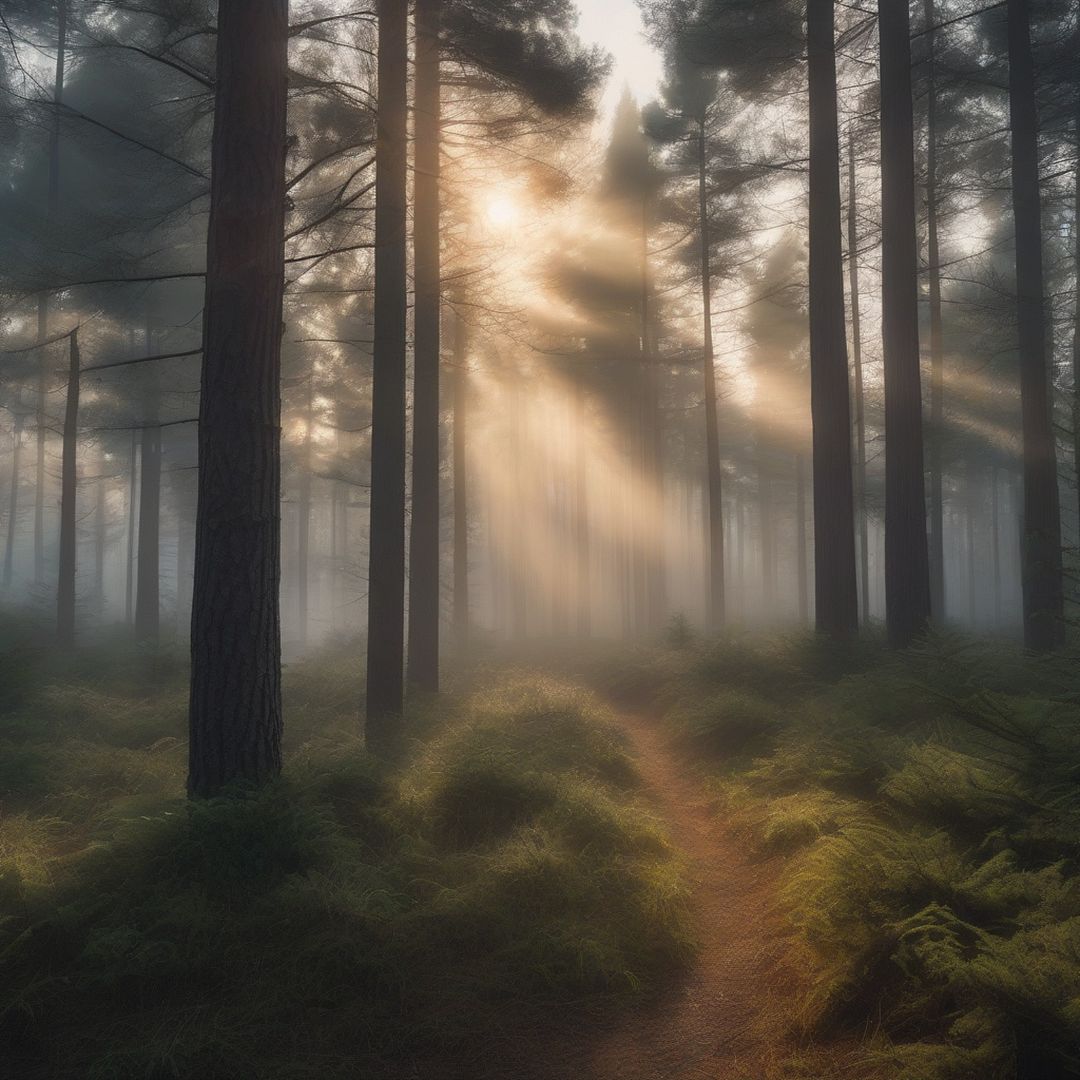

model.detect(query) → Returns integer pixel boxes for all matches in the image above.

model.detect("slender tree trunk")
[808,0,859,637]
[759,452,775,619]
[408,0,442,692]
[94,450,106,604]
[880,0,932,647]
[188,0,288,797]
[4,413,24,589]
[365,0,409,743]
[1007,0,1063,651]
[452,313,469,647]
[847,135,870,625]
[297,374,313,648]
[574,370,591,638]
[925,0,947,622]
[135,333,161,646]
[992,463,1002,626]
[35,0,67,587]
[125,428,138,623]
[1072,101,1080,604]
[966,459,977,626]
[57,330,79,647]
[699,121,725,630]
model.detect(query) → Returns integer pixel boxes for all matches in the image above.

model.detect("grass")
[0,632,690,1079]
[629,629,1080,1080]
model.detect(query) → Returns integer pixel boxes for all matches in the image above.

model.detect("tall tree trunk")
[992,463,1002,626]
[699,120,725,630]
[297,373,313,648]
[365,0,409,743]
[1074,105,1080,561]
[408,0,442,692]
[135,330,161,646]
[759,452,775,620]
[880,0,932,647]
[125,428,138,623]
[925,0,947,621]
[808,0,859,637]
[188,0,288,797]
[57,330,79,647]
[1008,0,1063,651]
[94,449,106,604]
[35,0,67,587]
[966,458,977,626]
[452,313,469,647]
[847,135,870,625]
[4,412,24,589]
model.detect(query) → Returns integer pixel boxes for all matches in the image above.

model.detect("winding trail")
[482,711,796,1080]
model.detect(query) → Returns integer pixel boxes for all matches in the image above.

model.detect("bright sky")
[574,0,664,119]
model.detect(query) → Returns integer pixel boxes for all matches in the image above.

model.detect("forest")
[0,0,1079,1077]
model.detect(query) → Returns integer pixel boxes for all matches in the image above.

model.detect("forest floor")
[484,710,806,1080]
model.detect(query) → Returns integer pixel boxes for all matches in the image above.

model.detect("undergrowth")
[642,629,1080,1080]
[0,633,689,1079]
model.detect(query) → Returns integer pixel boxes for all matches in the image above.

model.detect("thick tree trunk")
[4,413,24,589]
[452,314,469,647]
[699,121,725,630]
[35,0,67,587]
[125,428,138,623]
[407,0,442,692]
[1074,109,1080,556]
[188,0,288,797]
[924,0,947,622]
[880,0,932,647]
[1007,0,1063,651]
[57,330,79,647]
[847,135,870,625]
[365,0,409,743]
[808,0,859,637]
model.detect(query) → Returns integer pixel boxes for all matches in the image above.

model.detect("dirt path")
[482,712,793,1080]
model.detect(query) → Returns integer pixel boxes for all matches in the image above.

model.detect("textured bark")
[1074,107,1080,551]
[188,0,288,797]
[1007,0,1063,651]
[407,0,442,692]
[808,0,858,637]
[57,330,79,648]
[699,121,725,630]
[452,313,469,646]
[3,413,23,589]
[924,0,946,622]
[880,0,932,647]
[847,135,870,625]
[365,0,409,743]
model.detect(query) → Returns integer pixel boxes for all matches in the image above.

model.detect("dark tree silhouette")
[1007,0,1063,651]
[188,0,288,797]
[365,0,410,745]
[879,0,931,647]
[807,0,857,637]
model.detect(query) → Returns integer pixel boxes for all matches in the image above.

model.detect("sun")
[485,194,521,228]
